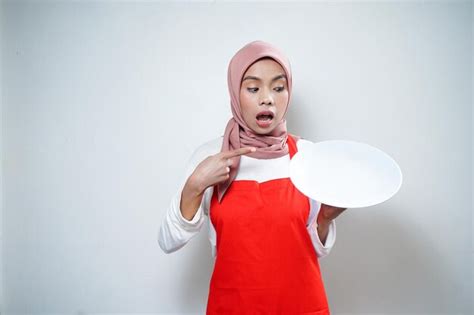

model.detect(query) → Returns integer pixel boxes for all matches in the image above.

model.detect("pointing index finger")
[222,147,256,158]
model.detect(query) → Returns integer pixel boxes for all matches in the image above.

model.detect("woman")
[159,40,347,314]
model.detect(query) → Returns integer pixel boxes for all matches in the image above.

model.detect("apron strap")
[287,133,299,159]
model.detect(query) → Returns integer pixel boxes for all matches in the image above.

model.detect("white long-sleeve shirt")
[158,136,336,259]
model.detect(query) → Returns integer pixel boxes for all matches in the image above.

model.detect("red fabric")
[207,134,330,315]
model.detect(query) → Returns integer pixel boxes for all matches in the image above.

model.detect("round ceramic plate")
[289,140,403,208]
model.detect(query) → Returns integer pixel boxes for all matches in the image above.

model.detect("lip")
[256,110,275,119]
[255,110,275,128]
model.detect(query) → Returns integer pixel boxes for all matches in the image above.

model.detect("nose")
[259,89,274,105]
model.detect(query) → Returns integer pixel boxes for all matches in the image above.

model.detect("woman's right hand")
[180,146,256,221]
[188,146,257,195]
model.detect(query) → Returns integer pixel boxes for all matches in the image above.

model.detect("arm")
[157,146,210,254]
[306,200,337,259]
[158,185,207,254]
[158,139,256,254]
[157,168,210,254]
[296,138,341,257]
[317,219,332,246]
[180,173,206,221]
[318,203,347,245]
[317,215,334,245]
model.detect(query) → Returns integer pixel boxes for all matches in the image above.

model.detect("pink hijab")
[216,40,297,203]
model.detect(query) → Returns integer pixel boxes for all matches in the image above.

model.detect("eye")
[247,87,259,93]
[274,86,285,92]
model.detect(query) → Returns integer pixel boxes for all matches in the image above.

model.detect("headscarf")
[216,40,296,203]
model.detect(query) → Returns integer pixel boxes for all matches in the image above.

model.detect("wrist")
[186,173,205,196]
[317,217,332,228]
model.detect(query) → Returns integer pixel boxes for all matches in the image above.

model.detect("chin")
[251,125,276,135]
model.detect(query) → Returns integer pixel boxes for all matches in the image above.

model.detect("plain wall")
[1,1,472,314]
[0,0,4,311]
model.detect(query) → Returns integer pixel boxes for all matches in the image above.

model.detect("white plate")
[289,140,403,208]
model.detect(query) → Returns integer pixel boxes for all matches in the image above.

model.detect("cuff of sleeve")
[172,190,204,230]
[317,219,336,249]
[310,218,337,259]
[177,203,203,226]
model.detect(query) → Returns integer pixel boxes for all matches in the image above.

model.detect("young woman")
[159,40,347,314]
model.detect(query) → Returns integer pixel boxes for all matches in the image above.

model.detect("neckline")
[227,177,292,190]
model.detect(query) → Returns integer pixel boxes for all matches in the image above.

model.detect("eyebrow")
[242,74,287,82]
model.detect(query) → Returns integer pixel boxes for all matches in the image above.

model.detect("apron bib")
[206,135,330,315]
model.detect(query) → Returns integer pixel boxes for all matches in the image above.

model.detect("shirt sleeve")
[306,198,337,259]
[158,187,207,254]
[157,143,214,254]
[297,137,337,258]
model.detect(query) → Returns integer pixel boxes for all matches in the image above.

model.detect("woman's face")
[239,58,289,135]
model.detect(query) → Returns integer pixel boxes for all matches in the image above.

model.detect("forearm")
[180,175,205,221]
[158,182,205,254]
[316,218,331,246]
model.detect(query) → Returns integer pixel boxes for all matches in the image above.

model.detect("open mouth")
[256,111,274,122]
[256,110,274,128]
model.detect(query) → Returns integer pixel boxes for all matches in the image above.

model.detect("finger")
[225,166,230,173]
[222,147,256,159]
[213,175,230,186]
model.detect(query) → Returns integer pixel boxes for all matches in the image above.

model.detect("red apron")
[206,135,330,315]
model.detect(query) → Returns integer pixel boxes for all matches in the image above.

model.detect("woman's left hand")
[318,203,347,225]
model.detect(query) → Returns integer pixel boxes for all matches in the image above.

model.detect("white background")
[1,0,472,314]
